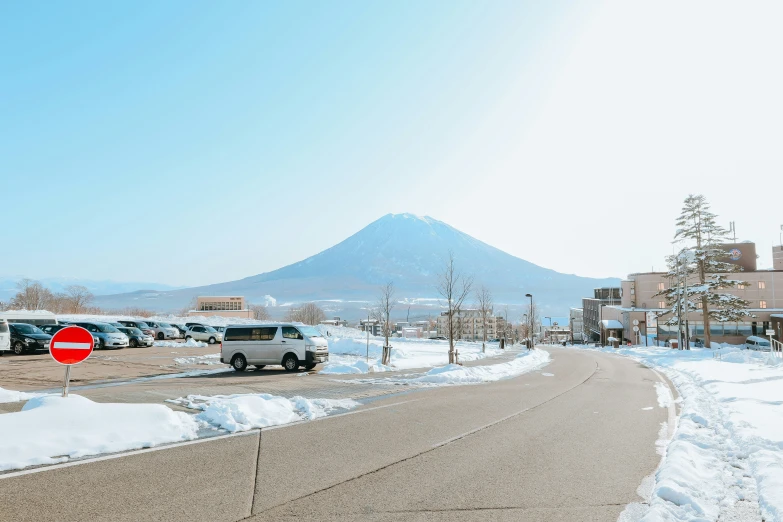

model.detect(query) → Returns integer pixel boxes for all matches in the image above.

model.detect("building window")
[760,301,767,309]
[738,284,745,290]
[697,302,703,309]
[759,281,766,289]
[657,283,665,291]
[658,301,666,309]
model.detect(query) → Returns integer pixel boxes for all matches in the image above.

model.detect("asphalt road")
[0,348,671,522]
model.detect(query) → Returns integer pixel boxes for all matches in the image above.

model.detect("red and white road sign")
[50,326,94,365]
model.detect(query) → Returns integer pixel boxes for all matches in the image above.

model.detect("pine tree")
[658,195,752,348]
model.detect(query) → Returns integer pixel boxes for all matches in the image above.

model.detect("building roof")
[600,320,624,329]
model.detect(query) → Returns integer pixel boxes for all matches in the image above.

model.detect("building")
[357,319,383,336]
[569,308,584,342]
[320,317,348,327]
[585,242,783,346]
[582,287,622,343]
[189,296,251,318]
[436,309,500,341]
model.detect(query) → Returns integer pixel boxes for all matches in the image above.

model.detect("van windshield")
[298,326,322,338]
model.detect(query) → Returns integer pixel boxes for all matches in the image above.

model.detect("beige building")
[436,309,501,340]
[593,243,783,345]
[189,296,252,318]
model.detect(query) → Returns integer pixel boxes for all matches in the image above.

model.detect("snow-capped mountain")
[92,213,619,317]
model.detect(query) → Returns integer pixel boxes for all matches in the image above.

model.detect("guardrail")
[772,338,783,358]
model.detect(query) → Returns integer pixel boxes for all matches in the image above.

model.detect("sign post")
[49,326,94,397]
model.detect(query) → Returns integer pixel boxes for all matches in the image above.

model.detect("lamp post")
[525,293,533,349]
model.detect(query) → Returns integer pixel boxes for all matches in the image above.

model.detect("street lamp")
[525,293,533,349]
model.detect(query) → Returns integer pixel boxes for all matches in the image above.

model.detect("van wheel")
[282,354,299,372]
[13,341,25,355]
[231,354,247,372]
[208,337,216,344]
[157,332,165,340]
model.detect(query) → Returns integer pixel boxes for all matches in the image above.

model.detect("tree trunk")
[699,259,711,348]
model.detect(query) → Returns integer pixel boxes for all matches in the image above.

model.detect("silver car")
[72,322,129,350]
[144,321,180,341]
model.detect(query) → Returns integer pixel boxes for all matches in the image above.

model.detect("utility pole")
[366,312,370,363]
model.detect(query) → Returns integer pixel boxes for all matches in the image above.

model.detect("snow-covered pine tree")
[662,194,752,348]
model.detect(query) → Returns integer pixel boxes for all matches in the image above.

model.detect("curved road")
[0,348,671,522]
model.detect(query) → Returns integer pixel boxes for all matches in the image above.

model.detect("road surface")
[0,348,672,521]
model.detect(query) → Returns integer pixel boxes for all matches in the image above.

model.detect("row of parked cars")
[0,317,227,355]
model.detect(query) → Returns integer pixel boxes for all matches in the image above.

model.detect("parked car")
[39,324,101,350]
[220,323,329,372]
[117,327,154,348]
[70,322,128,349]
[428,336,448,341]
[745,336,772,351]
[143,321,180,340]
[212,326,226,333]
[117,320,155,337]
[185,325,223,344]
[0,319,10,355]
[8,323,52,355]
[185,322,205,329]
[170,324,187,338]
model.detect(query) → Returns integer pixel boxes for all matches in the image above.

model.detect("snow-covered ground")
[0,387,41,404]
[0,395,199,471]
[166,393,359,432]
[154,339,208,348]
[173,353,222,366]
[319,327,504,374]
[570,343,783,522]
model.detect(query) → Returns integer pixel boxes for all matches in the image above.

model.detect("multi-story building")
[357,319,383,336]
[436,309,499,340]
[569,308,584,342]
[582,287,622,343]
[189,296,251,318]
[587,242,783,345]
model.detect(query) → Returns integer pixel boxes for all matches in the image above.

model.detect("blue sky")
[2,1,781,286]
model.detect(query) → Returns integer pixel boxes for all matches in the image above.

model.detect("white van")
[0,319,10,354]
[745,336,772,351]
[221,323,329,372]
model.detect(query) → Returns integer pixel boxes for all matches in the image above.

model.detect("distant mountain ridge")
[0,277,183,302]
[92,213,620,316]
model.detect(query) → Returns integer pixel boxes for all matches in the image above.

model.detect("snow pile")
[174,353,222,366]
[411,349,551,385]
[167,393,359,433]
[576,344,783,521]
[0,395,199,471]
[0,387,41,404]
[319,355,393,374]
[324,336,502,372]
[153,339,208,348]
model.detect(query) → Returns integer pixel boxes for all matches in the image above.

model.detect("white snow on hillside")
[0,395,199,471]
[576,344,783,522]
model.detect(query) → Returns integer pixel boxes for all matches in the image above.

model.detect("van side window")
[255,327,277,341]
[282,327,303,340]
[225,327,277,341]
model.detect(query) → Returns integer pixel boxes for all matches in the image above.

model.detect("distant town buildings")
[189,296,251,318]
[435,309,504,341]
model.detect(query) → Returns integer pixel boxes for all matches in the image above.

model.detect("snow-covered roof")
[600,319,624,329]
[771,314,783,319]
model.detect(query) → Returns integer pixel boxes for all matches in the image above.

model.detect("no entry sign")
[50,326,93,397]
[50,326,94,365]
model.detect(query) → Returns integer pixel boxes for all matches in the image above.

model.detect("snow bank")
[573,344,782,521]
[166,393,359,433]
[0,387,40,404]
[324,336,502,371]
[411,349,551,385]
[319,355,393,374]
[0,395,199,471]
[153,338,208,348]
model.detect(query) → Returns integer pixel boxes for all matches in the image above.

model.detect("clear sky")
[2,1,781,287]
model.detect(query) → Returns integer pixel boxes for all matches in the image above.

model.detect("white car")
[745,336,771,351]
[0,319,10,354]
[185,325,223,344]
[144,321,180,340]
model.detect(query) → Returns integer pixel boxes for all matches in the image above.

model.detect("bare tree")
[250,304,271,321]
[474,286,493,353]
[63,285,93,313]
[436,251,473,364]
[10,279,54,310]
[371,282,395,365]
[286,302,326,325]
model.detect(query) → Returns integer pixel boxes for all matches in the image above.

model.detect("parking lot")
[0,340,227,392]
